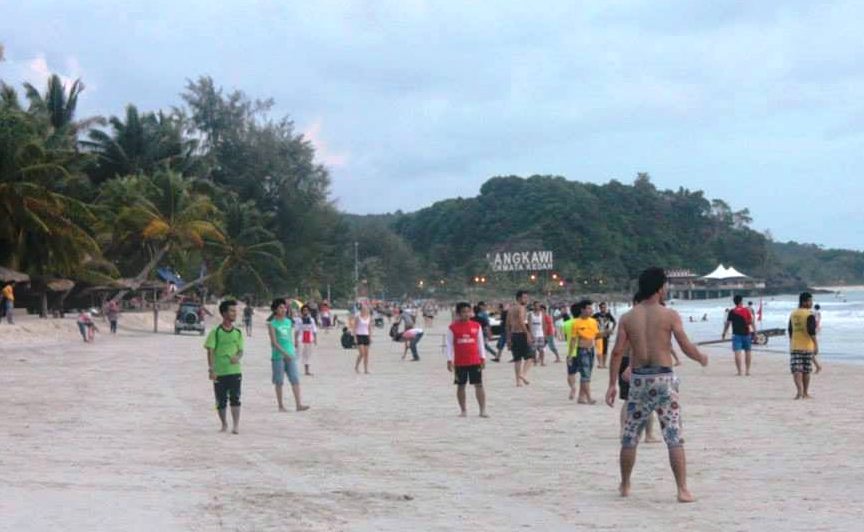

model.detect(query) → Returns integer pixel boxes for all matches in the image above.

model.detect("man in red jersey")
[447,301,489,418]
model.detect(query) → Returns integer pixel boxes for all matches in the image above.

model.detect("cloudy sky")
[2,1,862,249]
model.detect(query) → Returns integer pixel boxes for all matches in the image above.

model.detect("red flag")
[757,298,763,322]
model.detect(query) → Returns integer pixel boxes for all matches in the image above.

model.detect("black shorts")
[356,335,371,346]
[511,333,533,361]
[214,373,242,409]
[454,365,483,385]
[618,356,630,400]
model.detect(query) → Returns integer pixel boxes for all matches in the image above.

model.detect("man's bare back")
[507,303,529,337]
[614,302,706,370]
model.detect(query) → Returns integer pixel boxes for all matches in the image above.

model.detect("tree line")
[2,70,861,307]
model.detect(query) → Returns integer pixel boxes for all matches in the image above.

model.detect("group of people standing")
[199,269,826,503]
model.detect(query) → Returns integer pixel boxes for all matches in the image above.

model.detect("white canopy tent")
[701,264,750,280]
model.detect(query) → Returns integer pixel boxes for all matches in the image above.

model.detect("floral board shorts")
[621,367,683,449]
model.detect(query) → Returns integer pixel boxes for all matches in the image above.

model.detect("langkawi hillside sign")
[487,250,554,272]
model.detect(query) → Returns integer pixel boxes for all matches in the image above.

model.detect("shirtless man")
[605,267,708,503]
[506,290,534,386]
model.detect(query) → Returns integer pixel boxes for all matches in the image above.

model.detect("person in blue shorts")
[722,295,754,376]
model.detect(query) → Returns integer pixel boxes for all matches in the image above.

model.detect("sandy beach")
[2,311,862,531]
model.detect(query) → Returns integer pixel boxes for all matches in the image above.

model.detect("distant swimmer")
[506,290,534,386]
[446,302,488,418]
[606,267,709,503]
[722,295,754,376]
[788,292,819,399]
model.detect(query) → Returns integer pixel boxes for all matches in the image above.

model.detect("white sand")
[2,311,863,531]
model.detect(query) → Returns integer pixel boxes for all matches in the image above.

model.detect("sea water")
[668,288,863,364]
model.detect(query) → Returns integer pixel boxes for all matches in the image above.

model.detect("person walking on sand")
[295,305,318,376]
[568,300,601,404]
[506,290,534,386]
[447,302,488,418]
[529,301,547,366]
[205,300,246,434]
[495,303,508,362]
[243,301,254,337]
[268,298,310,412]
[722,295,754,376]
[593,302,617,368]
[352,304,373,374]
[788,292,819,399]
[540,304,562,363]
[606,267,709,503]
[472,302,498,359]
[105,299,120,334]
[2,280,16,324]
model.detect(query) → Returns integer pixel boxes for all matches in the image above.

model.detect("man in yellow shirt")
[568,299,601,404]
[2,281,16,325]
[787,292,818,400]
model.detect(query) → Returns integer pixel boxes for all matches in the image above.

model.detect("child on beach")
[76,309,99,342]
[446,302,488,418]
[295,305,318,376]
[205,300,245,434]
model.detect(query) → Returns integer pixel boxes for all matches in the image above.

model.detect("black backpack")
[340,328,356,349]
[388,322,400,340]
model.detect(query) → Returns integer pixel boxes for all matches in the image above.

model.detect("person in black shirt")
[592,302,617,369]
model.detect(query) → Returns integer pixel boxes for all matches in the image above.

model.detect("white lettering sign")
[487,251,554,272]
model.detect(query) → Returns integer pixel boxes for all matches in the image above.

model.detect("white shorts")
[301,343,315,364]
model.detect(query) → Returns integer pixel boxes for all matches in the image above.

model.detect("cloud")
[1,50,84,92]
[302,118,349,169]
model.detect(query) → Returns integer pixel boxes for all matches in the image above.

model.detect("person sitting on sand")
[606,267,709,503]
[446,302,488,418]
[205,300,245,434]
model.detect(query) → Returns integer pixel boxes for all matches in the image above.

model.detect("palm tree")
[22,74,103,149]
[100,171,223,296]
[169,198,286,299]
[0,105,100,277]
[81,105,201,183]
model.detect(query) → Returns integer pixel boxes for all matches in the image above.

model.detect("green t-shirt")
[204,325,244,376]
[563,318,576,357]
[269,317,296,360]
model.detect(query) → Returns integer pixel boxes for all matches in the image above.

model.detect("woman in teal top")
[267,298,309,412]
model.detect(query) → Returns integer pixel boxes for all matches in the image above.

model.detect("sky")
[2,0,862,250]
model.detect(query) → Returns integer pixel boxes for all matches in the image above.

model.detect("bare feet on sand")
[278,407,288,412]
[619,482,631,497]
[231,428,239,435]
[568,389,576,400]
[479,412,489,418]
[677,489,696,503]
[219,426,228,433]
[297,405,310,412]
[519,377,530,386]
[459,411,467,417]
[794,394,803,400]
[803,394,814,399]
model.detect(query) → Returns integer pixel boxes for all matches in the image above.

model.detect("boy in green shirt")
[205,300,245,434]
